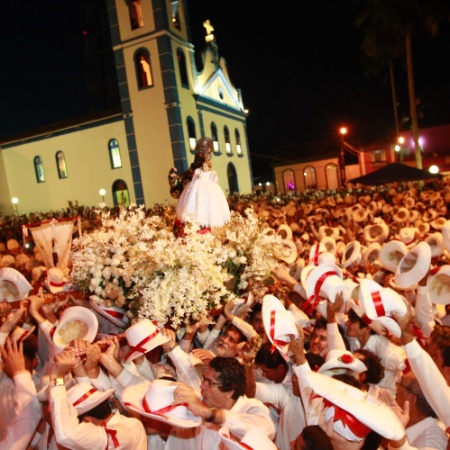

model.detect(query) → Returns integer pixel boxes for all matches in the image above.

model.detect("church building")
[0,0,252,215]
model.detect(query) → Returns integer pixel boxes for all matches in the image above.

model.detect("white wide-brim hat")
[318,225,339,241]
[358,278,407,320]
[305,263,345,306]
[53,306,98,354]
[379,240,408,273]
[274,239,298,264]
[0,267,33,300]
[430,217,447,231]
[363,219,389,244]
[122,380,202,428]
[347,298,402,337]
[341,241,362,268]
[124,318,169,362]
[289,258,305,282]
[10,325,36,343]
[393,207,410,224]
[415,220,430,236]
[218,426,277,450]
[360,242,381,270]
[309,242,327,266]
[426,265,450,305]
[277,224,293,241]
[398,227,419,248]
[394,241,432,288]
[425,232,444,258]
[307,371,405,442]
[441,220,450,252]
[89,299,130,328]
[262,294,298,360]
[67,382,115,416]
[321,236,337,255]
[44,267,68,294]
[318,349,367,377]
[352,208,368,223]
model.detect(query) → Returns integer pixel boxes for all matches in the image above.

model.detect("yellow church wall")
[0,120,134,215]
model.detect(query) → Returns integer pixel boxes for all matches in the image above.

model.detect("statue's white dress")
[176,168,230,228]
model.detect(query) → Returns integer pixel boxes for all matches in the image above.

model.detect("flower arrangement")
[70,204,289,331]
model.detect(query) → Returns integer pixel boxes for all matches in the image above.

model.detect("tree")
[355,0,450,169]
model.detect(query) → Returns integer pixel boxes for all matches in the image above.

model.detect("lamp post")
[11,197,19,217]
[339,127,347,186]
[99,188,106,204]
[396,136,405,163]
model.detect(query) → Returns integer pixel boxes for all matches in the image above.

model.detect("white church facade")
[0,0,253,215]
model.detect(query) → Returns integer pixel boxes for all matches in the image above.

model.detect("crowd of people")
[0,174,450,450]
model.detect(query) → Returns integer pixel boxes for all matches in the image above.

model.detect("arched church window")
[211,123,220,153]
[235,129,242,155]
[129,0,144,30]
[224,126,231,154]
[109,139,122,169]
[56,151,68,179]
[177,49,189,87]
[34,156,45,183]
[187,117,197,151]
[135,49,153,89]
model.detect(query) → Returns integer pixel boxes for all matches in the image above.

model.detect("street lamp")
[11,197,19,217]
[339,127,347,186]
[396,136,405,163]
[99,188,106,203]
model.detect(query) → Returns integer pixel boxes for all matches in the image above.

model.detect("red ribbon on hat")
[429,266,440,275]
[142,396,188,416]
[15,330,29,343]
[50,326,56,338]
[105,309,125,320]
[360,314,373,326]
[322,398,371,439]
[312,244,322,265]
[302,271,336,315]
[49,280,65,287]
[124,327,162,361]
[370,291,385,317]
[269,310,289,354]
[102,421,119,449]
[72,387,97,407]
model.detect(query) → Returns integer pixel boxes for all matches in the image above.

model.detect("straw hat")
[44,267,67,294]
[394,241,432,288]
[405,197,415,209]
[0,267,33,301]
[352,208,368,223]
[318,349,367,377]
[218,427,277,450]
[124,319,169,362]
[307,371,405,442]
[426,265,450,305]
[422,209,439,222]
[341,241,362,269]
[67,382,115,416]
[262,294,298,361]
[318,226,339,241]
[415,220,430,237]
[408,210,420,224]
[89,299,130,328]
[122,379,202,428]
[53,306,99,354]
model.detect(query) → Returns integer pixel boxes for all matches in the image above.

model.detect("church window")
[34,156,45,183]
[56,151,68,179]
[135,49,153,89]
[177,49,189,87]
[211,123,220,153]
[187,117,197,151]
[109,139,123,169]
[224,126,231,153]
[129,0,144,30]
[235,129,242,155]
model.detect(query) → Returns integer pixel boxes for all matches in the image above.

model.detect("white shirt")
[406,417,448,450]
[0,371,42,450]
[49,385,147,449]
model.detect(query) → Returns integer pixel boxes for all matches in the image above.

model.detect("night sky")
[1,0,450,181]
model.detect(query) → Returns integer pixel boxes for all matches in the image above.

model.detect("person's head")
[202,160,212,172]
[353,349,384,386]
[345,308,371,340]
[396,371,437,420]
[305,352,325,372]
[201,357,246,408]
[215,324,246,358]
[308,317,328,354]
[254,342,288,383]
[79,399,113,423]
[426,324,450,380]
[293,425,334,450]
[248,303,265,337]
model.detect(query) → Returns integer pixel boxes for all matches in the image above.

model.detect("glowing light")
[429,165,439,174]
[11,197,19,204]
[266,182,271,186]
[395,145,401,152]
[398,136,405,144]
[339,127,347,136]
[99,189,106,196]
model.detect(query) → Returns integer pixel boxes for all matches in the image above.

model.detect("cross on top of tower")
[203,19,214,35]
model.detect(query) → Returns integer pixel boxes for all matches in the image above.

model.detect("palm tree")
[355,0,449,169]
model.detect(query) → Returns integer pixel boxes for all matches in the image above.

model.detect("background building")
[0,0,252,215]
